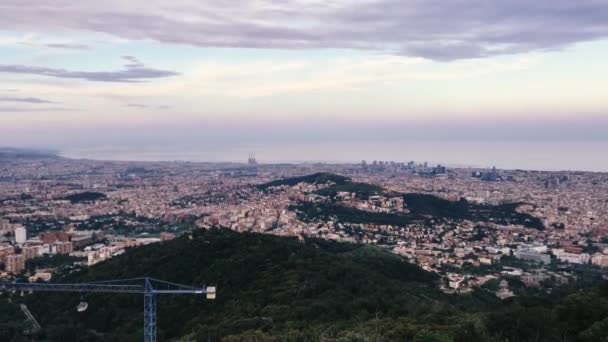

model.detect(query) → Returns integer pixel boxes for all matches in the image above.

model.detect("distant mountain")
[2,229,607,341]
[0,147,59,160]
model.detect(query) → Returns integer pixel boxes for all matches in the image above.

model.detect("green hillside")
[257,172,350,190]
[315,182,384,200]
[1,229,607,341]
[64,192,107,204]
[291,195,543,230]
[402,194,544,230]
[261,173,543,230]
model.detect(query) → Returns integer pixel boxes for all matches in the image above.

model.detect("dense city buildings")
[1,155,607,296]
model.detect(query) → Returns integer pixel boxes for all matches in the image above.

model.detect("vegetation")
[403,194,544,230]
[26,255,85,273]
[74,214,195,237]
[292,201,417,227]
[64,192,107,204]
[0,296,27,341]
[292,194,543,230]
[316,182,384,200]
[21,218,67,235]
[261,173,543,230]
[256,172,349,190]
[0,229,606,341]
[19,229,444,341]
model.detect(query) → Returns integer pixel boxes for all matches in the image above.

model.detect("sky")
[1,0,608,164]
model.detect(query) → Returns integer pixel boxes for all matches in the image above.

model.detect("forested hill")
[2,229,608,341]
[7,229,449,341]
[64,192,107,203]
[256,172,350,190]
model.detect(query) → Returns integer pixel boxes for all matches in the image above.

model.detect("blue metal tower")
[144,278,157,342]
[0,277,216,342]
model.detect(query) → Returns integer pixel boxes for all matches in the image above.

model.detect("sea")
[61,140,608,172]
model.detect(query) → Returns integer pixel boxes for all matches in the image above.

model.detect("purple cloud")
[126,103,170,110]
[0,106,74,112]
[126,103,148,109]
[0,57,179,82]
[0,96,55,104]
[0,0,607,60]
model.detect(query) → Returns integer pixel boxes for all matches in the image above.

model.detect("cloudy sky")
[1,0,607,161]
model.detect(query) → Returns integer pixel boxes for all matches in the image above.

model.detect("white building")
[552,249,591,265]
[14,226,27,244]
[518,243,548,253]
[514,249,551,264]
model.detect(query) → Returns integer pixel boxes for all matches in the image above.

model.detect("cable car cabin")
[206,286,216,300]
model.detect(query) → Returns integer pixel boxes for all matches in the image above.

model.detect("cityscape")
[2,0,608,340]
[2,151,607,298]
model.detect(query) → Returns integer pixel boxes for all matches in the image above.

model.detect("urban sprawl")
[1,154,608,299]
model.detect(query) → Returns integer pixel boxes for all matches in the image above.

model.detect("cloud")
[175,54,537,98]
[0,106,74,112]
[0,57,179,82]
[44,43,90,50]
[0,33,34,47]
[126,103,170,110]
[126,103,148,108]
[0,33,91,50]
[122,56,144,68]
[0,96,55,104]
[0,1,607,60]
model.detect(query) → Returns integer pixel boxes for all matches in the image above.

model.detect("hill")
[402,194,544,230]
[0,147,58,160]
[64,192,107,204]
[1,229,607,341]
[291,193,543,230]
[315,182,384,200]
[256,172,350,190]
[3,229,467,341]
[261,172,543,230]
